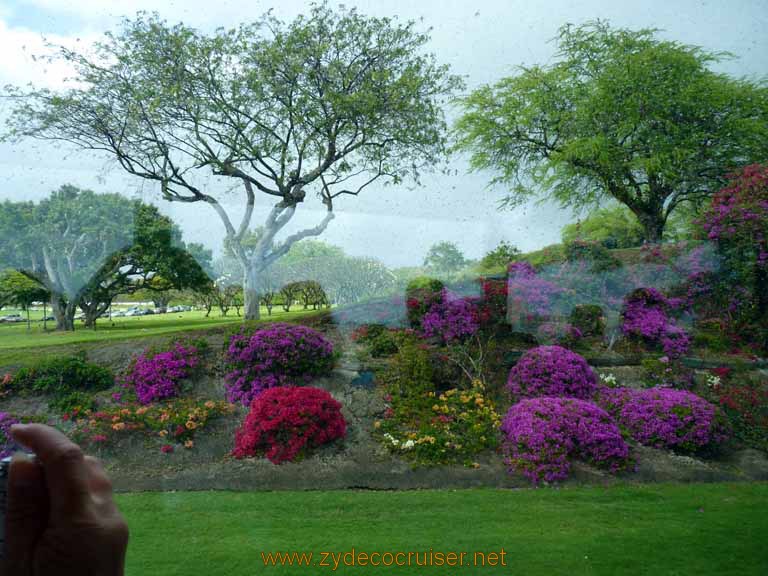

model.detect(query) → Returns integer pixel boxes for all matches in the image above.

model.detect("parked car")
[0,314,24,323]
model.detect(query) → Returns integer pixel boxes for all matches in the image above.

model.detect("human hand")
[2,424,129,575]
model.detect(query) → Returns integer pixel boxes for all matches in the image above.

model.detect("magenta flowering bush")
[501,397,631,484]
[507,262,563,321]
[0,411,20,458]
[597,386,729,452]
[224,323,335,406]
[507,345,598,399]
[121,343,201,405]
[621,287,691,358]
[421,292,480,342]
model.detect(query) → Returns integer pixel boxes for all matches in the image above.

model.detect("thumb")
[2,454,48,576]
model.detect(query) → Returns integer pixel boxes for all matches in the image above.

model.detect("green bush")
[11,353,114,412]
[569,304,606,338]
[564,240,622,272]
[405,277,444,329]
[641,357,694,389]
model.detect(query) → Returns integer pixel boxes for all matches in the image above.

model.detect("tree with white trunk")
[3,5,462,319]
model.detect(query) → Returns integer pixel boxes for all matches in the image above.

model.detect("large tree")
[423,241,467,278]
[0,186,209,330]
[3,5,461,319]
[454,21,768,242]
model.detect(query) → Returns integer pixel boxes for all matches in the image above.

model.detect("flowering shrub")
[597,387,729,452]
[0,412,20,458]
[507,262,563,326]
[700,164,768,336]
[405,277,445,329]
[506,346,598,400]
[121,342,202,405]
[232,386,346,464]
[479,277,508,323]
[66,398,235,452]
[376,380,500,466]
[421,292,480,343]
[500,397,631,484]
[224,323,335,405]
[707,377,768,451]
[621,288,691,358]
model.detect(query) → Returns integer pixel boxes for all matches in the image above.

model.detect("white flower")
[403,440,415,450]
[383,433,399,446]
[705,374,721,388]
[599,373,617,386]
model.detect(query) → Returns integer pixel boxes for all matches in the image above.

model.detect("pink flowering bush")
[501,397,631,484]
[0,411,20,458]
[597,386,729,452]
[121,342,202,405]
[507,346,598,400]
[421,291,480,342]
[233,386,346,464]
[507,262,563,323]
[621,288,691,359]
[224,323,335,405]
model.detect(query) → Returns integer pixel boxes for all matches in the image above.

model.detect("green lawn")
[0,307,316,367]
[117,483,768,576]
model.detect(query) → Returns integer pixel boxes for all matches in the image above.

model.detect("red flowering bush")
[507,345,598,400]
[233,386,347,463]
[708,377,768,451]
[224,323,335,405]
[405,277,444,329]
[501,397,631,484]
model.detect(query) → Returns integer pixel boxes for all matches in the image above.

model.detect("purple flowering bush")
[507,262,563,323]
[121,342,202,405]
[621,288,691,358]
[507,346,598,400]
[500,397,631,484]
[0,411,20,458]
[597,386,729,452]
[421,291,480,342]
[224,323,335,406]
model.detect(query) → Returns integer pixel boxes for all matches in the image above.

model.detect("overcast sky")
[1,0,766,267]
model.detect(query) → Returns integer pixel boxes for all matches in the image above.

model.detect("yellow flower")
[373,420,381,429]
[185,421,197,430]
[184,440,194,449]
[158,430,168,437]
[432,404,440,411]
[475,397,484,405]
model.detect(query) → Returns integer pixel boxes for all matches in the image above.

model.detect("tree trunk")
[637,210,666,244]
[243,265,261,321]
[52,297,76,331]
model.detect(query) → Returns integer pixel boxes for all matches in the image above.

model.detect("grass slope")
[118,483,768,576]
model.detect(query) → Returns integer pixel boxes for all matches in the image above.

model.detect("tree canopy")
[454,21,768,242]
[3,4,462,319]
[423,241,467,278]
[0,185,209,330]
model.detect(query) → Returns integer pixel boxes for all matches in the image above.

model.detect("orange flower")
[184,440,194,449]
[159,413,170,422]
[185,421,197,430]
[112,422,125,431]
[204,401,215,409]
[158,430,168,437]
